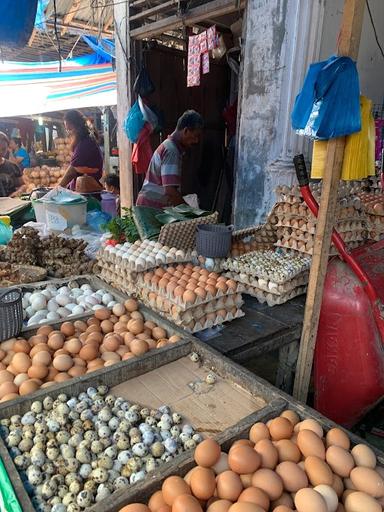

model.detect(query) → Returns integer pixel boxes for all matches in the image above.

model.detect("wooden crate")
[0,336,284,512]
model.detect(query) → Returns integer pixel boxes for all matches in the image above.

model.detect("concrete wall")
[320,0,384,104]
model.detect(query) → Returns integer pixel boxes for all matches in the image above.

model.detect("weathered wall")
[233,0,325,228]
[233,0,289,228]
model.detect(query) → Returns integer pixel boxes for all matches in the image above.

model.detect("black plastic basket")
[196,224,233,258]
[0,288,23,342]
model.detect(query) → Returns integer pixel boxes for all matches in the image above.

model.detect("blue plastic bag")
[86,210,111,233]
[291,55,361,140]
[0,221,12,245]
[124,101,145,143]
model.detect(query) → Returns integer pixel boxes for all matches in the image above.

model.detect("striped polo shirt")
[136,137,182,208]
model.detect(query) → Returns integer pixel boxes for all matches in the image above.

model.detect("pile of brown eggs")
[120,410,384,512]
[0,298,181,402]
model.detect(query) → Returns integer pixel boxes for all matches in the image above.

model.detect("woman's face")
[9,140,17,151]
[65,120,75,136]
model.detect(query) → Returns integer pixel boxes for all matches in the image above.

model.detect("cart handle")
[293,154,380,307]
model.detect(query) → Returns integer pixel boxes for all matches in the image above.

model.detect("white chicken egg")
[24,292,32,301]
[81,284,93,291]
[72,305,85,316]
[92,304,104,311]
[58,286,70,295]
[65,303,78,313]
[70,288,82,297]
[102,293,113,305]
[41,289,52,299]
[107,301,118,308]
[56,294,71,307]
[31,296,47,311]
[91,294,102,304]
[96,289,106,296]
[46,311,60,321]
[29,292,45,304]
[28,315,40,326]
[47,299,59,312]
[85,296,98,307]
[22,297,30,309]
[45,285,57,292]
[57,307,70,318]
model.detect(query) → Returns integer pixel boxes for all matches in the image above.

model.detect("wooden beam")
[130,0,246,40]
[114,0,134,210]
[28,28,38,47]
[293,0,365,403]
[61,0,81,35]
[130,0,177,22]
[46,19,113,38]
[104,13,114,32]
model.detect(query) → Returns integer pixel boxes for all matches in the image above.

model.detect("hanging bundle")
[291,55,361,140]
[311,96,375,180]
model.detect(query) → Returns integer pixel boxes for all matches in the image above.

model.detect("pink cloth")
[132,122,153,175]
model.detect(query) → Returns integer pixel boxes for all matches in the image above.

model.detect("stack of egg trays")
[222,250,311,285]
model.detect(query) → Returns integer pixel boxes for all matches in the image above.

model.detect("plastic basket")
[0,288,23,342]
[196,224,233,258]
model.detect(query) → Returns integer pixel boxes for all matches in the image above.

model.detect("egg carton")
[274,202,365,221]
[366,214,384,226]
[277,229,367,244]
[243,283,307,306]
[223,271,309,296]
[97,269,138,296]
[154,307,245,333]
[96,262,139,282]
[275,218,365,234]
[138,279,244,311]
[100,242,196,273]
[141,290,243,321]
[222,250,311,284]
[275,239,363,256]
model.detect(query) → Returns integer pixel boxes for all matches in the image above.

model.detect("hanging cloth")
[311,96,375,180]
[291,55,361,140]
[0,0,38,47]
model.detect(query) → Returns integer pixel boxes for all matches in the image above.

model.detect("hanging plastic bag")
[292,55,361,139]
[311,96,375,180]
[86,210,112,233]
[124,101,145,143]
[133,64,155,98]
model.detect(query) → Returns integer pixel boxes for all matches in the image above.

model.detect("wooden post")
[114,1,134,210]
[293,0,365,403]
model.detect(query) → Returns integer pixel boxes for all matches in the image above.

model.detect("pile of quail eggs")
[23,281,119,327]
[0,385,201,511]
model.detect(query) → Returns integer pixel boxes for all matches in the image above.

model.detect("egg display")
[0,386,200,511]
[0,298,182,401]
[121,412,384,512]
[221,250,310,307]
[138,264,244,333]
[357,192,384,242]
[22,280,119,327]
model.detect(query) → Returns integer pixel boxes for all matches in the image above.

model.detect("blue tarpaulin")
[35,0,50,30]
[82,36,115,62]
[0,0,39,47]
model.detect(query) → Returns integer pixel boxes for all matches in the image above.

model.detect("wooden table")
[201,295,305,393]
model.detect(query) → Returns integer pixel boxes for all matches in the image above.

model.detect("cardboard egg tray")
[243,283,307,306]
[275,239,361,255]
[366,214,384,227]
[151,307,245,333]
[275,218,365,234]
[141,289,243,321]
[97,268,138,296]
[98,245,196,273]
[222,250,311,284]
[223,270,308,296]
[277,228,366,244]
[137,278,244,311]
[274,202,365,221]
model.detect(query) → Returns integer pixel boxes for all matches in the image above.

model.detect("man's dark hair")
[105,174,120,190]
[11,137,21,147]
[176,110,203,131]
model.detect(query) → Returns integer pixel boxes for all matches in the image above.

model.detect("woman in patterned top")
[136,110,203,208]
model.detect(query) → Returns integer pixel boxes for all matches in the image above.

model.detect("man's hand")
[164,186,185,206]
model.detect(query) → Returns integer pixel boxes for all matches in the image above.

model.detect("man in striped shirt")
[136,110,203,208]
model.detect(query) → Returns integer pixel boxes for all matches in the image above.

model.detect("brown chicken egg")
[269,417,294,441]
[238,487,270,510]
[304,456,334,486]
[274,439,301,463]
[251,469,283,500]
[190,467,216,500]
[294,488,327,512]
[162,476,191,506]
[13,339,31,354]
[206,499,232,512]
[95,307,111,321]
[326,428,350,450]
[249,422,271,444]
[12,353,32,373]
[53,354,73,372]
[19,379,39,395]
[228,445,261,474]
[255,439,279,469]
[326,446,355,478]
[297,429,325,459]
[194,439,221,467]
[216,471,243,501]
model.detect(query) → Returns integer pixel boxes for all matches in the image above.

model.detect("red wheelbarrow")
[294,154,384,428]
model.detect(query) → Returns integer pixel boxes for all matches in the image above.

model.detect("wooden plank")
[130,0,246,40]
[293,0,365,403]
[104,13,114,32]
[130,0,177,22]
[61,0,81,35]
[27,28,37,47]
[114,1,134,209]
